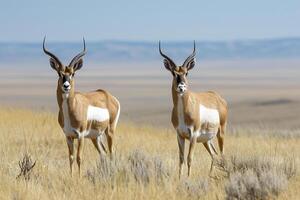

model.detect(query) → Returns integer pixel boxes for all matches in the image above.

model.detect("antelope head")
[159,41,196,96]
[43,37,86,94]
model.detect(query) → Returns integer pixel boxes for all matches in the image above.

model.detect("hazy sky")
[1,0,300,42]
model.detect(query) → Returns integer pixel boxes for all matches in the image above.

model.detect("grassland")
[0,107,299,200]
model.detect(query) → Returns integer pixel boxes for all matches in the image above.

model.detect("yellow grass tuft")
[0,107,299,200]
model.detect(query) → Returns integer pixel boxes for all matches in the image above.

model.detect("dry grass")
[0,107,299,200]
[216,156,296,199]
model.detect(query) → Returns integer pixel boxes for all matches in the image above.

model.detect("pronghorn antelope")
[43,37,120,176]
[159,41,228,178]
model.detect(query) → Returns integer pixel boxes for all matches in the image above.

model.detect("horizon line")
[1,36,300,44]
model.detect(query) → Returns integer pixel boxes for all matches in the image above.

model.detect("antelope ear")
[73,59,83,72]
[163,59,176,76]
[186,58,196,71]
[163,59,174,72]
[49,58,59,71]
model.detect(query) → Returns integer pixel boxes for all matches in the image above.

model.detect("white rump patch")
[199,104,220,125]
[87,105,109,122]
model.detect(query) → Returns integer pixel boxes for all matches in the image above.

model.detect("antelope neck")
[57,83,75,108]
[172,83,189,106]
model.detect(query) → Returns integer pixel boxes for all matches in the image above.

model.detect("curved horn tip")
[43,36,47,49]
[159,40,163,54]
[193,40,196,53]
[83,37,86,51]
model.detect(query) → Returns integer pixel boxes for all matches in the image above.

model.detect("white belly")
[195,130,217,143]
[81,129,105,139]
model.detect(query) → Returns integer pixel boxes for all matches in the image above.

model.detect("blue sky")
[0,0,300,42]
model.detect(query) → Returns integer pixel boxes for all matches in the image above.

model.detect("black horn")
[43,36,63,67]
[69,37,87,68]
[159,41,177,70]
[182,41,196,69]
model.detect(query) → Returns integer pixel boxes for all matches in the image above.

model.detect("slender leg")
[217,123,226,155]
[66,137,75,176]
[99,134,108,155]
[91,136,107,157]
[105,127,114,160]
[177,133,185,179]
[203,141,216,175]
[187,135,197,177]
[210,141,218,155]
[77,137,84,176]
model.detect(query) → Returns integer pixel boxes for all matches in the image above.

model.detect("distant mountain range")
[0,38,300,63]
